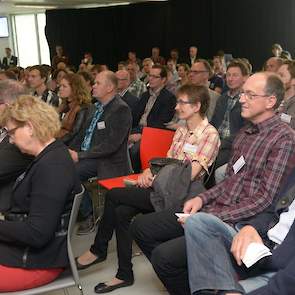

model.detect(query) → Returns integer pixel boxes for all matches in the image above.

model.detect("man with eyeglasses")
[130,72,295,295]
[188,59,220,121]
[116,70,139,114]
[0,80,32,213]
[129,64,176,172]
[210,59,250,183]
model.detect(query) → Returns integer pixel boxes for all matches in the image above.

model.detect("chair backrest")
[67,185,85,285]
[0,186,85,295]
[140,127,175,170]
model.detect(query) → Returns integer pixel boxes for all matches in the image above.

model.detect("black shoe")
[94,281,134,293]
[77,215,95,235]
[75,255,106,270]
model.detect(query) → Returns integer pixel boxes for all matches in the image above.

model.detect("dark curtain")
[46,0,295,71]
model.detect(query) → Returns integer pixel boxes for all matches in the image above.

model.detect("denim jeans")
[185,212,245,294]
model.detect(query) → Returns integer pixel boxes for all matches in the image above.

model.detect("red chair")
[98,127,175,190]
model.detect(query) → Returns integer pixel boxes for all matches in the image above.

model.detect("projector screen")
[0,17,9,38]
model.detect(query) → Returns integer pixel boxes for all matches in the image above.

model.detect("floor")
[45,230,168,295]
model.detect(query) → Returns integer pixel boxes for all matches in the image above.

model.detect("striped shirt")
[167,118,220,178]
[200,115,295,225]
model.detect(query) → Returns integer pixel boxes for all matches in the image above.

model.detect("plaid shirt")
[199,115,295,225]
[167,118,220,178]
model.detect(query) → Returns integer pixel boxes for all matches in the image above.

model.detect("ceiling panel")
[0,0,167,14]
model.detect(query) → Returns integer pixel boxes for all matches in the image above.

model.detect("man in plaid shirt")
[131,72,295,295]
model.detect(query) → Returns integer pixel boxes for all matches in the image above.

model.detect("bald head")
[0,80,29,114]
[116,70,130,92]
[265,57,283,73]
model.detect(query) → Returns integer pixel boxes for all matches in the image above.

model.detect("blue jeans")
[240,272,275,293]
[185,212,245,294]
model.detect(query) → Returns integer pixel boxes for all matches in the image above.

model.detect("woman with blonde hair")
[57,72,94,150]
[0,95,81,292]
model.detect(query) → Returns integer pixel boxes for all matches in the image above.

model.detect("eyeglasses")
[176,99,196,105]
[4,126,22,137]
[239,91,270,100]
[189,70,208,75]
[149,74,161,79]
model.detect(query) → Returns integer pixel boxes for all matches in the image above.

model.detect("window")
[12,13,50,67]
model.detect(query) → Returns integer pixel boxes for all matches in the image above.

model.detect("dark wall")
[45,0,295,71]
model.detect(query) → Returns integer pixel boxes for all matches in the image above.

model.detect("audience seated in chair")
[277,60,295,129]
[68,70,132,235]
[56,73,94,151]
[210,59,250,174]
[76,84,220,294]
[126,62,147,98]
[188,59,220,121]
[129,64,176,172]
[130,72,295,295]
[115,69,139,114]
[0,80,32,213]
[0,95,81,292]
[28,65,60,107]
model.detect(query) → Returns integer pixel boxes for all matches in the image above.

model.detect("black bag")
[149,157,182,175]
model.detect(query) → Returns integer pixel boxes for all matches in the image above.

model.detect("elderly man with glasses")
[130,72,295,295]
[0,80,32,213]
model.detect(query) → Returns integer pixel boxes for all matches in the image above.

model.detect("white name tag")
[280,113,292,124]
[97,121,106,130]
[233,155,245,174]
[183,143,197,155]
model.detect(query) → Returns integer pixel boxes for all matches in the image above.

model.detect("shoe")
[75,255,106,270]
[77,215,96,235]
[94,281,134,293]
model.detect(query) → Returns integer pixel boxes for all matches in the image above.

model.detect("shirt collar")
[244,114,281,134]
[149,86,164,97]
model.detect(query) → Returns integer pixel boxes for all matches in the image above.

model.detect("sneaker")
[77,215,96,235]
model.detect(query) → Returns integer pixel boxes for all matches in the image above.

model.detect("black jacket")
[132,88,176,134]
[0,140,81,269]
[77,95,132,179]
[0,136,32,212]
[2,55,17,69]
[62,104,95,151]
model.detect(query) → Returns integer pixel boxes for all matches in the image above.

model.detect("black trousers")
[90,187,154,282]
[130,209,191,295]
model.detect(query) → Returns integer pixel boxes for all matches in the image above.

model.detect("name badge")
[97,121,106,130]
[280,113,292,124]
[233,155,245,174]
[183,143,197,155]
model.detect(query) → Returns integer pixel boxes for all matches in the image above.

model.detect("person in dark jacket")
[129,64,176,172]
[0,95,80,292]
[0,80,32,213]
[68,70,132,234]
[56,73,94,151]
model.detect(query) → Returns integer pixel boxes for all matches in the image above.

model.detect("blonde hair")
[1,95,61,143]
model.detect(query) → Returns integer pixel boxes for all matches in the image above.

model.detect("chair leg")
[78,284,84,295]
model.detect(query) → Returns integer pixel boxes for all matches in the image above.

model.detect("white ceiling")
[0,0,168,14]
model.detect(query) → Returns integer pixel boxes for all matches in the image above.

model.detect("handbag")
[149,157,182,175]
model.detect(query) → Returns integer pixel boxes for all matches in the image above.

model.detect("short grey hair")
[0,80,29,103]
[264,73,285,109]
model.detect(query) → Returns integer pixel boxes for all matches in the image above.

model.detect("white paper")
[175,213,191,219]
[281,113,292,124]
[242,242,272,268]
[97,121,106,129]
[233,155,246,174]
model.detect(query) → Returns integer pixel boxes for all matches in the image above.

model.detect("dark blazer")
[0,136,32,212]
[242,167,295,295]
[210,93,244,166]
[62,104,95,151]
[0,140,81,269]
[2,55,18,69]
[132,88,176,134]
[78,95,132,179]
[121,90,139,114]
